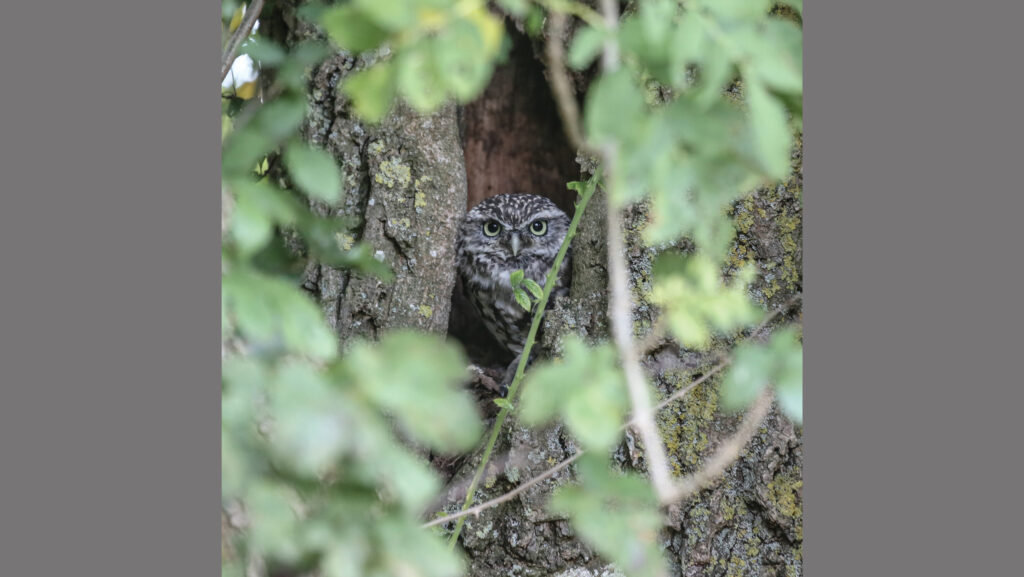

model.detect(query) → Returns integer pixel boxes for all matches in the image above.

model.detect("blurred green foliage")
[220,2,495,575]
[222,0,802,575]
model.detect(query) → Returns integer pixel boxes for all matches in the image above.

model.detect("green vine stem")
[447,176,598,549]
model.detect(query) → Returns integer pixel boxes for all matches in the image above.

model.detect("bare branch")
[606,207,676,502]
[221,0,265,85]
[544,13,587,153]
[598,0,620,71]
[424,452,582,528]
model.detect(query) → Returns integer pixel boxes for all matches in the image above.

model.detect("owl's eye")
[483,220,502,237]
[529,220,547,236]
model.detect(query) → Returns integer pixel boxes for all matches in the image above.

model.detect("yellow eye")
[483,220,502,236]
[529,220,547,236]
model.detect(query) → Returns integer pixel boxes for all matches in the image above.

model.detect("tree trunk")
[268,3,468,346]
[274,4,803,576]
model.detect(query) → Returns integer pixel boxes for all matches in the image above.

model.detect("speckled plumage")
[456,194,571,356]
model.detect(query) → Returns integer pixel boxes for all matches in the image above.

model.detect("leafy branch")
[446,175,599,548]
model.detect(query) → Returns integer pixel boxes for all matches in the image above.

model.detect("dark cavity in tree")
[458,22,580,216]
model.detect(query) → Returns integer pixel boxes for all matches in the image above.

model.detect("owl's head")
[459,193,570,267]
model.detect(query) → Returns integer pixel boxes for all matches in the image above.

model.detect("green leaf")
[770,327,803,423]
[241,37,287,67]
[524,5,545,37]
[513,288,531,311]
[361,440,441,511]
[435,18,493,101]
[343,60,398,123]
[245,481,304,563]
[522,278,543,300]
[494,398,514,410]
[223,268,339,360]
[549,456,667,577]
[354,0,415,32]
[694,45,733,109]
[230,187,273,255]
[255,97,308,142]
[321,5,390,53]
[284,141,344,203]
[397,43,447,113]
[321,528,371,577]
[745,78,792,180]
[231,179,304,227]
[668,13,705,87]
[704,0,772,21]
[496,0,529,17]
[265,363,354,475]
[749,19,803,94]
[651,253,760,349]
[222,429,250,498]
[720,342,771,411]
[520,338,629,451]
[375,519,465,577]
[222,127,273,178]
[510,269,525,287]
[721,327,803,422]
[568,26,604,70]
[584,69,647,145]
[344,332,482,452]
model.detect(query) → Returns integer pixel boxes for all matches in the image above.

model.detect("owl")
[456,194,572,360]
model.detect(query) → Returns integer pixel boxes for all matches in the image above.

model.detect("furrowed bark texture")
[267,3,467,345]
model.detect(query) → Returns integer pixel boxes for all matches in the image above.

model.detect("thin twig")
[663,388,774,502]
[598,0,620,71]
[221,0,265,84]
[648,360,729,415]
[424,452,582,528]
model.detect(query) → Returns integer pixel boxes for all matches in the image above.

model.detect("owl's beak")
[509,233,522,257]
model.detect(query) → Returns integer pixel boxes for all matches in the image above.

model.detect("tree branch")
[544,12,588,154]
[221,0,265,85]
[606,207,676,502]
[423,360,763,528]
[424,452,582,528]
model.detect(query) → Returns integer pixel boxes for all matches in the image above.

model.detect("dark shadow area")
[449,21,580,369]
[459,23,580,216]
